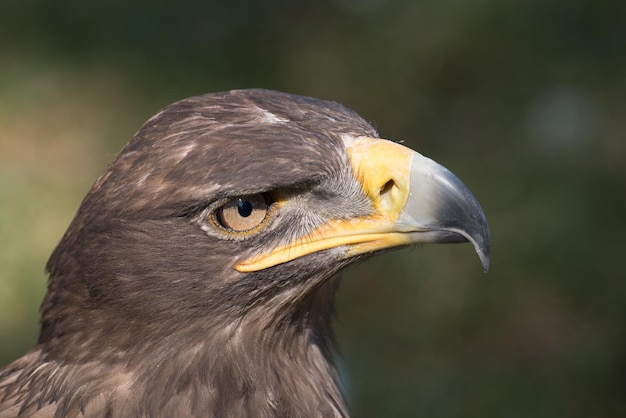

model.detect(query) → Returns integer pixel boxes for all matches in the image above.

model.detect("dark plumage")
[0,89,490,417]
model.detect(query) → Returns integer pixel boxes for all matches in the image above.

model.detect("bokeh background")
[1,0,625,416]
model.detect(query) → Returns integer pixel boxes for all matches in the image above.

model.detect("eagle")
[0,89,490,417]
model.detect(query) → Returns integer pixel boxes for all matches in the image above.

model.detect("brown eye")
[216,194,269,231]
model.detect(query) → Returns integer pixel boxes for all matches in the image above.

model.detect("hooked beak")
[236,136,490,273]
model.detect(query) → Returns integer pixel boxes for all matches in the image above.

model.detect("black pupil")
[237,199,253,217]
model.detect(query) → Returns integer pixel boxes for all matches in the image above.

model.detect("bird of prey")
[0,89,490,417]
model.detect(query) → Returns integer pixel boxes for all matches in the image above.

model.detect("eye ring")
[214,194,270,232]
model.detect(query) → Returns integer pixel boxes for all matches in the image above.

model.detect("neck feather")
[2,277,348,417]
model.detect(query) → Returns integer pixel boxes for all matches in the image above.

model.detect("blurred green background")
[1,0,625,416]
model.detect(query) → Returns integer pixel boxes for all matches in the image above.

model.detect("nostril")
[379,179,395,198]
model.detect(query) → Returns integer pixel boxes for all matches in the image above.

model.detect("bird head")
[41,89,489,347]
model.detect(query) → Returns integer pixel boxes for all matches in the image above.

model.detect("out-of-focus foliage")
[1,0,625,416]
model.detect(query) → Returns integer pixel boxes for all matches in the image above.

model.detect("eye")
[215,194,269,232]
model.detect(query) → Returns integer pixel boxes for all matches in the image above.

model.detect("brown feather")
[1,89,380,417]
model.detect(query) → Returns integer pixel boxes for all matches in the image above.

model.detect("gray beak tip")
[476,240,491,273]
[404,152,492,273]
